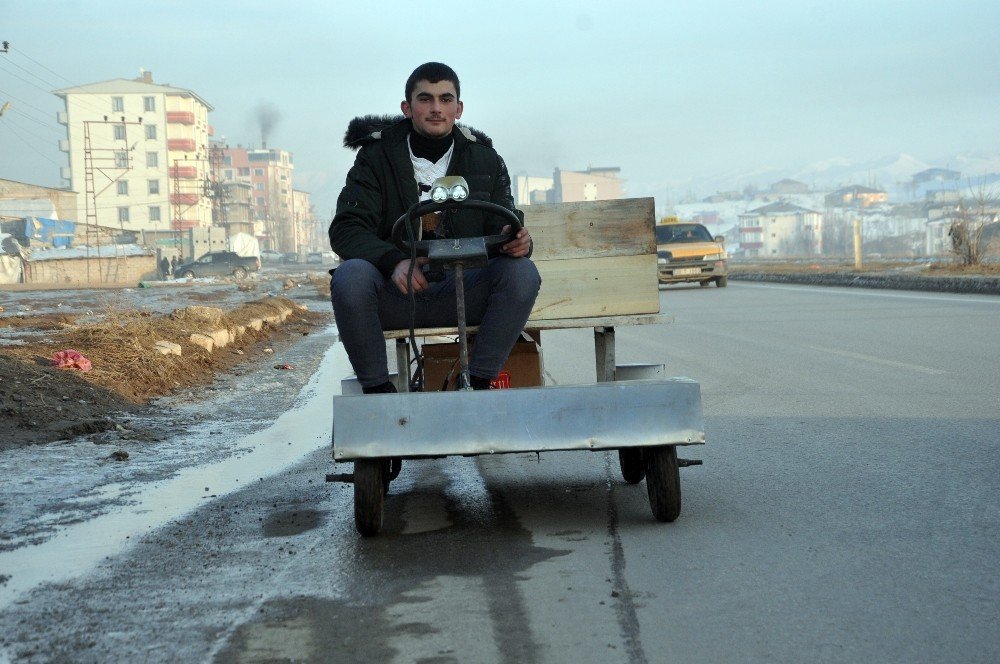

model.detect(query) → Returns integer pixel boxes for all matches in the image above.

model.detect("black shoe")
[362,381,397,394]
[470,375,493,391]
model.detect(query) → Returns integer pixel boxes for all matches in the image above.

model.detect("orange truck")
[655,217,728,287]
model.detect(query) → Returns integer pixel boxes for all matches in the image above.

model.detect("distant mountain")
[793,153,931,188]
[683,152,999,199]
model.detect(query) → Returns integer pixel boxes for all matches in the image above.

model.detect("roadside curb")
[186,303,307,353]
[730,271,1000,296]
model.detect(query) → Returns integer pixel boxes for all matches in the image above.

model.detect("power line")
[0,121,62,168]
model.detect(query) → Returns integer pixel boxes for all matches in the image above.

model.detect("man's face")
[401,80,463,139]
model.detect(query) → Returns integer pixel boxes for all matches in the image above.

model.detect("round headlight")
[430,186,449,202]
[450,184,468,201]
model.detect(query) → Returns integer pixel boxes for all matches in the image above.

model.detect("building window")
[254,183,264,190]
[117,180,128,195]
[149,206,161,222]
[256,197,265,205]
[118,207,130,223]
[115,151,128,168]
[143,96,155,112]
[145,124,157,140]
[112,97,124,112]
[223,156,232,166]
[253,168,264,176]
[113,124,126,140]
[223,169,234,179]
[146,151,159,168]
[148,179,160,195]
[238,167,250,176]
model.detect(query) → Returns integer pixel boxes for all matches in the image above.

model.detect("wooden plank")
[380,314,672,340]
[524,198,656,261]
[530,254,660,319]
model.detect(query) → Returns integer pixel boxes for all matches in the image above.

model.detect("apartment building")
[738,201,823,257]
[291,189,319,256]
[216,146,295,253]
[54,71,214,233]
[552,167,623,203]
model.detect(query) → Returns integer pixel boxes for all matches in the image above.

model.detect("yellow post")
[853,218,863,270]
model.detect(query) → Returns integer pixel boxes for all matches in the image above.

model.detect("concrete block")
[154,340,182,356]
[207,328,232,348]
[190,333,215,352]
[249,319,263,331]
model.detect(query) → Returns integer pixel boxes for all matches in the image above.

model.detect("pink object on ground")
[52,349,92,372]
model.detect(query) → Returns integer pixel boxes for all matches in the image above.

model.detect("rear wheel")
[618,449,645,484]
[179,270,195,279]
[646,446,681,522]
[354,459,385,536]
[233,266,248,280]
[716,276,728,287]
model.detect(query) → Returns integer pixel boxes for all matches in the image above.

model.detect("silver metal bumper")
[332,378,704,461]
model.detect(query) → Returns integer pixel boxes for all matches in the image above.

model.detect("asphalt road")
[1,282,998,663]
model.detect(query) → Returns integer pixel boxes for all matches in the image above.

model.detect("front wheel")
[233,266,248,280]
[646,446,681,522]
[354,459,385,536]
[716,276,728,288]
[179,270,195,279]
[618,449,645,484]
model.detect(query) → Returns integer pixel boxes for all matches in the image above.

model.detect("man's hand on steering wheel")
[500,226,532,258]
[392,257,430,294]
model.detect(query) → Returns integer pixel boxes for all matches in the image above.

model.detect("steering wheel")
[391,198,522,259]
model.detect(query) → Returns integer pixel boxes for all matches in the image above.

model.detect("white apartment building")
[738,201,823,257]
[54,71,214,233]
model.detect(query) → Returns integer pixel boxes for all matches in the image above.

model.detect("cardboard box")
[421,334,543,391]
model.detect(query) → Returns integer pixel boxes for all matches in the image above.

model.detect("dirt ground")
[0,293,331,450]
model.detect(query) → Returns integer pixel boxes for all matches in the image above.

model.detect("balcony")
[170,193,200,205]
[207,124,214,136]
[56,111,68,125]
[166,111,195,125]
[168,165,198,179]
[58,139,69,152]
[171,219,200,231]
[740,226,762,233]
[167,138,197,152]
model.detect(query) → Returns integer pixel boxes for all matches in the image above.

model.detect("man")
[329,62,540,393]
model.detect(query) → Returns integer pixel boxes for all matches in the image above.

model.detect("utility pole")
[82,116,142,282]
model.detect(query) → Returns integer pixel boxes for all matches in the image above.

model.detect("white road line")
[741,282,1000,304]
[807,345,950,375]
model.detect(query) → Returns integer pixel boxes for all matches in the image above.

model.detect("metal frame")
[331,324,705,461]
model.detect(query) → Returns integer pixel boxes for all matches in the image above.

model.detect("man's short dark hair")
[405,62,461,102]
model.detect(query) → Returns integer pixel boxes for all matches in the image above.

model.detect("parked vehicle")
[655,219,728,287]
[174,251,260,279]
[260,250,283,263]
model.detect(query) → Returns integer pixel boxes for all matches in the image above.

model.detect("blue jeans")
[330,257,541,388]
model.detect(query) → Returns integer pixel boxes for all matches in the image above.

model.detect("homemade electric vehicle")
[330,179,705,536]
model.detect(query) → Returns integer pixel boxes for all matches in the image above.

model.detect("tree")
[949,181,999,267]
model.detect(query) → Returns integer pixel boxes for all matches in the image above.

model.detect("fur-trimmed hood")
[343,114,493,150]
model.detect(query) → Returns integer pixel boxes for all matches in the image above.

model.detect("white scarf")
[408,135,454,201]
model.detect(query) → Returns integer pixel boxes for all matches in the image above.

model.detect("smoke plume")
[255,103,283,147]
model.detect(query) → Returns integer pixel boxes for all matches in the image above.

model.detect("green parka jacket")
[328,115,524,276]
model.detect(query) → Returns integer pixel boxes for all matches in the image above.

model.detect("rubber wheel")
[233,266,248,280]
[645,446,681,522]
[699,280,711,287]
[618,449,645,484]
[180,270,194,279]
[716,276,728,288]
[354,459,385,536]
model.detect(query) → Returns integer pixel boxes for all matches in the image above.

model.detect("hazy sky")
[2,0,998,216]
